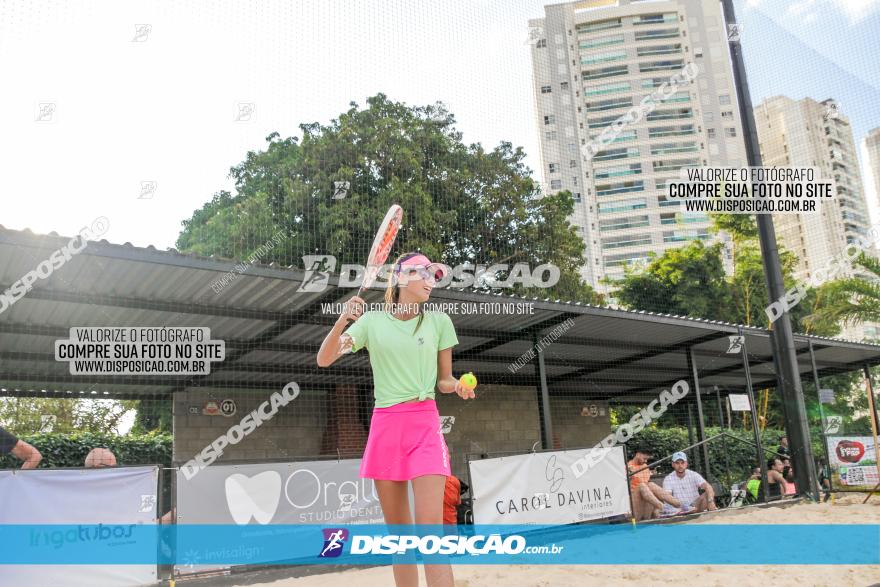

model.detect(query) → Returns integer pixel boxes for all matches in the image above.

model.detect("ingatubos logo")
[319,528,348,558]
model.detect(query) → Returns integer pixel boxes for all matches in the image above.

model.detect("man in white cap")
[661,451,716,515]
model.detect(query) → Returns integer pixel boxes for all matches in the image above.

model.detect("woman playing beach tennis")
[317,251,475,587]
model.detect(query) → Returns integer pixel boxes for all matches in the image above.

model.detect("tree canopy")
[177,93,600,303]
[610,213,841,336]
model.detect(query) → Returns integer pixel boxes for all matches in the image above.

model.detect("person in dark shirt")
[817,458,832,502]
[777,436,790,458]
[0,425,42,469]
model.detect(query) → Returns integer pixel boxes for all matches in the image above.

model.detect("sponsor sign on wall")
[825,436,879,490]
[468,447,630,525]
[0,466,158,587]
[175,458,397,572]
[176,458,388,526]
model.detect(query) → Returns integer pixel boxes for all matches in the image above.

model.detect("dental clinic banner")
[0,466,159,587]
[175,457,393,571]
[176,458,386,525]
[468,447,630,525]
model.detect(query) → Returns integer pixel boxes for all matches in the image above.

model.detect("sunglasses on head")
[397,265,443,285]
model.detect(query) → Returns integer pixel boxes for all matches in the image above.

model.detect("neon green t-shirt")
[344,311,459,408]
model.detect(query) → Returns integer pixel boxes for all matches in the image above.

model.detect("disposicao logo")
[319,528,349,558]
[345,534,527,555]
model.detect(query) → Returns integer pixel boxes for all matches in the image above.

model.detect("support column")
[740,328,768,501]
[809,341,830,500]
[535,333,554,450]
[687,347,710,478]
[717,386,730,486]
[722,0,815,499]
[863,365,880,491]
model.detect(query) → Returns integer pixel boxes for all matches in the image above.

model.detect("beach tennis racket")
[357,204,403,298]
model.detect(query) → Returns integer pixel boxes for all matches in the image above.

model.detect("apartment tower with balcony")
[866,127,880,208]
[529,0,747,290]
[754,97,871,272]
[754,97,875,339]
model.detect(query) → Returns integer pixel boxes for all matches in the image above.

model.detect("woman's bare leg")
[413,475,454,587]
[376,479,419,587]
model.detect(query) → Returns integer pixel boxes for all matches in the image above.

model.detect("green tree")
[130,399,172,433]
[611,213,840,336]
[804,251,880,331]
[177,94,600,303]
[0,398,136,435]
[611,240,733,320]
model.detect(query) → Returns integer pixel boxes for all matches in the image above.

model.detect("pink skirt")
[359,399,451,481]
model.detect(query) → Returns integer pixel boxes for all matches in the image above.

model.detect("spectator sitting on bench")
[783,464,797,495]
[83,447,175,522]
[84,447,117,468]
[745,467,761,503]
[628,448,681,520]
[662,452,717,515]
[765,457,786,500]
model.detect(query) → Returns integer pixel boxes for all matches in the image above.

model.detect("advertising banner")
[176,458,386,525]
[825,436,879,490]
[0,466,159,587]
[468,447,630,525]
[175,458,400,572]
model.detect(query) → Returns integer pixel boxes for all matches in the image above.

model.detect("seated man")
[0,425,42,469]
[628,448,681,520]
[745,467,762,503]
[662,452,717,515]
[82,447,174,522]
[84,447,117,468]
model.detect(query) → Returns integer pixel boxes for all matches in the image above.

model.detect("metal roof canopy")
[2,226,879,403]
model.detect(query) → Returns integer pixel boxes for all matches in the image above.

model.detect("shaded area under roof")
[1,226,879,402]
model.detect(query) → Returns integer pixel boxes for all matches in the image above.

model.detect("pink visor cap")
[395,253,449,283]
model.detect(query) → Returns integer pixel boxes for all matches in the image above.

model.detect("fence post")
[721,0,815,505]
[863,364,880,491]
[687,347,710,478]
[717,386,730,486]
[739,328,767,502]
[534,332,554,450]
[810,340,831,501]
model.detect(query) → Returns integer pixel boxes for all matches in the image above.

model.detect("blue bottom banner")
[1,523,878,565]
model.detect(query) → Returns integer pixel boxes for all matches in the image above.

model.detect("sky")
[1,0,879,249]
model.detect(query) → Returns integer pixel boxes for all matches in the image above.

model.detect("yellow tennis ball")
[459,372,477,390]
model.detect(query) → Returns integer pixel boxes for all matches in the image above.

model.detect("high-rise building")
[859,127,880,341]
[866,127,880,208]
[754,97,871,274]
[529,0,747,290]
[755,97,876,341]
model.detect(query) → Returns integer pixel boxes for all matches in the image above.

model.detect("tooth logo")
[225,472,282,525]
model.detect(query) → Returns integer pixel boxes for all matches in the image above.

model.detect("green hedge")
[0,431,172,470]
